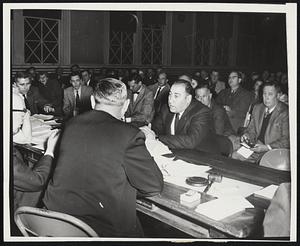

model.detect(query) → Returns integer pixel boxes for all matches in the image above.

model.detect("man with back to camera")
[43,78,163,237]
[63,71,93,119]
[140,80,219,154]
[13,71,55,115]
[232,82,289,162]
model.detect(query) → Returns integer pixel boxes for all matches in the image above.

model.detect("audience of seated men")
[81,69,97,90]
[148,71,170,118]
[43,78,163,237]
[195,85,234,137]
[216,71,254,134]
[125,73,154,127]
[63,71,93,120]
[141,80,219,154]
[37,72,63,116]
[13,72,55,115]
[232,82,289,162]
[207,70,226,98]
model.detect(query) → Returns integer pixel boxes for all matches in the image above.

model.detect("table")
[14,145,291,238]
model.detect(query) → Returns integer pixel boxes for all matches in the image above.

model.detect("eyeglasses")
[12,108,27,113]
[229,76,238,79]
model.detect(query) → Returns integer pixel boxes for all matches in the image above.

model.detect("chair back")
[14,206,99,237]
[259,149,290,171]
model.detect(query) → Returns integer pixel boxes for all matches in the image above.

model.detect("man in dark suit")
[141,80,219,154]
[81,69,97,90]
[13,72,55,115]
[195,85,234,136]
[148,71,170,118]
[37,71,63,116]
[125,74,155,127]
[63,72,93,120]
[43,78,163,237]
[216,71,254,133]
[232,82,289,162]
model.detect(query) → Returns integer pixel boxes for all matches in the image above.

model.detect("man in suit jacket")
[37,72,63,116]
[63,72,93,120]
[141,80,219,154]
[13,72,55,115]
[81,69,97,90]
[125,74,154,127]
[216,71,254,133]
[43,78,163,237]
[195,86,234,136]
[232,82,289,162]
[148,71,170,118]
[208,70,226,98]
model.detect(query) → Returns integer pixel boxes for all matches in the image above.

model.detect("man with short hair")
[216,71,254,133]
[13,72,54,115]
[70,64,80,73]
[43,78,163,237]
[141,80,219,154]
[63,72,93,119]
[26,66,39,87]
[232,82,289,162]
[37,72,63,116]
[125,74,154,127]
[148,71,170,117]
[81,69,97,90]
[195,86,234,136]
[209,70,226,97]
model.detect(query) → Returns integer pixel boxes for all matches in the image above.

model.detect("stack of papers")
[32,114,54,121]
[30,116,54,150]
[145,139,172,157]
[253,184,279,200]
[195,196,254,221]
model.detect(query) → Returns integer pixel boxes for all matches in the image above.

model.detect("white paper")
[237,146,254,158]
[253,184,279,200]
[195,196,254,221]
[32,114,54,120]
[145,139,172,156]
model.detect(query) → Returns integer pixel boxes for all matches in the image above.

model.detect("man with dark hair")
[26,66,39,87]
[216,71,254,133]
[148,71,170,117]
[54,67,70,89]
[13,71,54,115]
[141,80,219,154]
[63,71,93,119]
[125,73,154,127]
[208,70,226,97]
[37,71,63,116]
[232,82,289,162]
[43,78,163,237]
[81,69,97,90]
[70,64,80,73]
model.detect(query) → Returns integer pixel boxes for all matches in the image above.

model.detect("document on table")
[195,196,254,221]
[253,184,279,200]
[237,146,254,158]
[145,139,172,157]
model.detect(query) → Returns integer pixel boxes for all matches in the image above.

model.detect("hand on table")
[139,126,156,140]
[250,143,269,153]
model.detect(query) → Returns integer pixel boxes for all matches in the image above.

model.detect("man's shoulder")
[147,83,158,90]
[143,85,154,97]
[189,100,210,115]
[82,85,93,93]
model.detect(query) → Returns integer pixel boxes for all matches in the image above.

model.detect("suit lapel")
[264,103,281,143]
[176,101,195,133]
[132,85,145,110]
[257,104,265,135]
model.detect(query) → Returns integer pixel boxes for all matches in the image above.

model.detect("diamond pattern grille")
[24,17,59,64]
[109,30,133,64]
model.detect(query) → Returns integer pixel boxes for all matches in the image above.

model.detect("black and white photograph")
[3,2,297,242]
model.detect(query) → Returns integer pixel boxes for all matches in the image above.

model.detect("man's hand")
[139,126,156,140]
[251,143,269,153]
[224,105,231,112]
[240,133,250,143]
[44,105,55,113]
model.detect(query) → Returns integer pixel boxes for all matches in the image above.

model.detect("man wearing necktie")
[125,74,154,127]
[232,82,290,162]
[63,72,93,120]
[141,80,219,154]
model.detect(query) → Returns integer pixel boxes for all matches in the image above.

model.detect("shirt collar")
[266,104,277,114]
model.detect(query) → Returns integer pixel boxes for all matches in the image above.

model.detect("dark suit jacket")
[26,86,50,115]
[125,85,155,126]
[63,85,93,119]
[152,100,220,154]
[37,79,63,116]
[210,100,235,136]
[43,110,163,237]
[216,86,254,133]
[13,146,53,210]
[148,82,170,116]
[245,101,289,149]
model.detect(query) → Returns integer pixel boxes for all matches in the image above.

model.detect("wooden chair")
[14,206,99,237]
[259,149,290,171]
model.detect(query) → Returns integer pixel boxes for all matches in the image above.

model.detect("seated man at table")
[43,78,163,237]
[13,72,55,115]
[141,80,219,154]
[232,82,290,162]
[63,71,93,119]
[37,71,63,116]
[125,74,155,127]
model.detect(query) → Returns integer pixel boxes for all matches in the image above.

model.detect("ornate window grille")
[24,16,59,64]
[109,30,134,64]
[141,24,163,65]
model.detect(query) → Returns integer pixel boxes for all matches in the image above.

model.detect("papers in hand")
[32,114,54,120]
[253,184,279,200]
[237,146,254,158]
[195,196,254,221]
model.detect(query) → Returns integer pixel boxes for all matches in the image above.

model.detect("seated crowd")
[12,65,290,237]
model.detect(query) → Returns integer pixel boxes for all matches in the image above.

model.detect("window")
[24,16,59,64]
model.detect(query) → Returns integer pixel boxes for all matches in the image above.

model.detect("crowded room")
[6,4,295,241]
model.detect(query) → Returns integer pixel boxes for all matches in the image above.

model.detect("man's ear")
[187,94,192,104]
[121,98,130,116]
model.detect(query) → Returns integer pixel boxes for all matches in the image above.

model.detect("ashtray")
[185,176,208,187]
